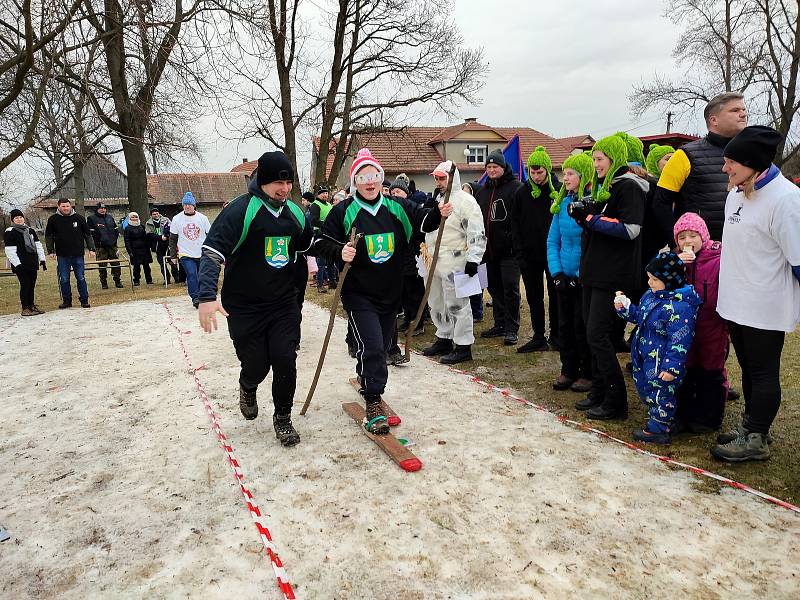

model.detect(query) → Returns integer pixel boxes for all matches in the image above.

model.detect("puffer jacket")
[546,191,583,278]
[617,284,701,398]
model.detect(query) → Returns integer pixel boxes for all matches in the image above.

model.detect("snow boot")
[364,397,390,435]
[273,414,301,447]
[440,344,472,365]
[422,337,454,357]
[239,385,258,420]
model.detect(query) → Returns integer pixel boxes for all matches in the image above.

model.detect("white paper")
[477,263,488,289]
[416,255,427,279]
[454,272,483,298]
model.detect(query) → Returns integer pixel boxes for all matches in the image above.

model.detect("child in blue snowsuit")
[614,251,700,444]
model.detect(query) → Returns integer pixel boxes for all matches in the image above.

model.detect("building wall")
[51,156,128,201]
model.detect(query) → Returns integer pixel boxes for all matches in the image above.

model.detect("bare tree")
[630,0,800,164]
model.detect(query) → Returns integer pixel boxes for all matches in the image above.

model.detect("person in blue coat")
[615,251,701,444]
[547,152,593,394]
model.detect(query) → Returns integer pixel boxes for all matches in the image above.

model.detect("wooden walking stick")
[301,228,361,416]
[403,162,456,361]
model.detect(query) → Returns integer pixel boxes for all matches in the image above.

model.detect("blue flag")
[479,134,528,185]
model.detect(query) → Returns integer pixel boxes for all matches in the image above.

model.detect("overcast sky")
[12,0,705,200]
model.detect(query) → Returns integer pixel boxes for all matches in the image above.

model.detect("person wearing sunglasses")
[315,148,453,435]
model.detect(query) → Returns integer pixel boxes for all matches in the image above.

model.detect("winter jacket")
[124,224,153,264]
[617,284,701,398]
[87,211,120,248]
[640,172,671,272]
[546,191,583,278]
[424,188,486,277]
[145,216,171,254]
[511,177,558,265]
[683,242,727,370]
[45,210,95,256]
[4,225,46,272]
[579,169,646,291]
[309,199,332,232]
[475,165,524,261]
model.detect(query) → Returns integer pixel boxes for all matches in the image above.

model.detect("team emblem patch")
[264,236,291,268]
[365,232,394,264]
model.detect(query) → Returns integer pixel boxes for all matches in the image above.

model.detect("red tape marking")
[163,303,297,599]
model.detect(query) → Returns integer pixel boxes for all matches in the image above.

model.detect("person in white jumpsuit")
[421,161,487,364]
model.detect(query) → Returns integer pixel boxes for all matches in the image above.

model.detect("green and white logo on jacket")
[364,232,394,263]
[264,236,291,268]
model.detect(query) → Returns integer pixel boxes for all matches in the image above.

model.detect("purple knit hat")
[674,212,712,249]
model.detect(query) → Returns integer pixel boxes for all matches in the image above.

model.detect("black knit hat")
[10,208,23,219]
[724,125,783,173]
[485,149,506,168]
[389,177,409,196]
[315,184,329,196]
[301,191,314,201]
[256,151,294,186]
[646,251,686,291]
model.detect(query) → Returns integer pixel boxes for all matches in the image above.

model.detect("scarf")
[12,223,36,254]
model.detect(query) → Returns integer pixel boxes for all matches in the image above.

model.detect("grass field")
[304,285,800,507]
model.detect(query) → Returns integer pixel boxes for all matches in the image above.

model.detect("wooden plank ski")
[348,377,401,426]
[342,402,422,472]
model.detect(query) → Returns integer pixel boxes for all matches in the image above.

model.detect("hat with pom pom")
[526,146,557,200]
[590,135,629,203]
[349,148,384,188]
[645,144,676,178]
[551,151,593,214]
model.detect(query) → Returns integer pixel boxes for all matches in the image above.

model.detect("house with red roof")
[311,119,594,193]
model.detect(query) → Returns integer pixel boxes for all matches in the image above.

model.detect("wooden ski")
[348,377,400,426]
[341,402,422,472]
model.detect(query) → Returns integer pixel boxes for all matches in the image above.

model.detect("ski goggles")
[354,172,383,185]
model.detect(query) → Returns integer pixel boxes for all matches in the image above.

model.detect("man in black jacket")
[87,203,123,289]
[475,150,524,345]
[45,199,96,308]
[512,146,560,352]
[652,92,748,242]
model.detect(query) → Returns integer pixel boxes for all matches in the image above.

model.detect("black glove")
[553,272,568,290]
[568,276,579,289]
[464,261,479,277]
[40,261,47,271]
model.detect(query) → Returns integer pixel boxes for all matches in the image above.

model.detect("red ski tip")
[399,458,423,472]
[387,415,401,426]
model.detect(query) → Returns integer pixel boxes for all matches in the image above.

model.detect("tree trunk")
[73,159,85,216]
[122,137,150,218]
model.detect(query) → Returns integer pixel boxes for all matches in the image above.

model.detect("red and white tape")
[163,303,297,599]
[442,365,800,515]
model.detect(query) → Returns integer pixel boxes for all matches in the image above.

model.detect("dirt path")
[2,298,798,599]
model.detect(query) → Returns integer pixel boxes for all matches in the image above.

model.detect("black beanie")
[10,208,23,219]
[485,149,507,168]
[301,191,314,201]
[723,125,783,173]
[256,151,294,186]
[646,251,686,291]
[389,177,409,196]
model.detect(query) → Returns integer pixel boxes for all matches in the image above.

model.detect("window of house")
[466,145,488,164]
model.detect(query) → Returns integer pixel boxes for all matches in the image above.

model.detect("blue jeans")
[315,256,338,288]
[180,257,201,302]
[470,292,483,319]
[57,255,89,303]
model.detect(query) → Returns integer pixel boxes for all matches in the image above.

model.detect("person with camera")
[546,152,593,393]
[568,135,646,420]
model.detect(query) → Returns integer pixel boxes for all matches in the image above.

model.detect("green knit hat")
[645,144,676,178]
[614,131,646,166]
[551,151,593,214]
[526,146,557,200]
[591,135,629,202]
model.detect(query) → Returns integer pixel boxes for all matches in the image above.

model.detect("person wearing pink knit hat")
[315,148,453,434]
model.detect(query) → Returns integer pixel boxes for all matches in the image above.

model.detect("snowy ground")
[2,297,799,599]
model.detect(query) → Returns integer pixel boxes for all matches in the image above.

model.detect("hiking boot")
[80,301,91,308]
[517,337,548,353]
[633,428,671,445]
[717,423,773,445]
[239,385,258,420]
[422,337,454,357]
[101,281,109,290]
[503,333,518,346]
[440,345,473,365]
[570,378,592,393]
[273,414,301,447]
[711,432,770,462]
[480,325,504,338]
[586,403,628,421]
[58,301,72,309]
[387,350,409,366]
[575,393,603,411]
[21,307,34,316]
[114,280,124,289]
[364,399,390,435]
[552,374,574,391]
[31,305,44,315]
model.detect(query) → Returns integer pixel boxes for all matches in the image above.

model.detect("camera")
[566,196,594,219]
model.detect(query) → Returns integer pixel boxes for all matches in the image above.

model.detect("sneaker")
[31,305,44,315]
[21,307,35,317]
[58,301,72,309]
[239,385,258,420]
[101,282,109,290]
[422,337,454,357]
[440,345,473,365]
[517,338,549,353]
[575,393,603,411]
[570,378,592,393]
[552,374,574,391]
[114,281,124,289]
[80,301,91,308]
[503,333,518,346]
[480,325,505,338]
[273,414,301,447]
[633,429,671,445]
[711,432,770,462]
[386,350,409,366]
